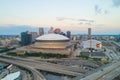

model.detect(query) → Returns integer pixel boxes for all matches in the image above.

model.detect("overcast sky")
[0,0,120,34]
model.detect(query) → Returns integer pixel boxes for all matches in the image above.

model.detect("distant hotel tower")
[39,28,44,36]
[88,28,91,39]
[21,31,32,46]
[66,31,71,39]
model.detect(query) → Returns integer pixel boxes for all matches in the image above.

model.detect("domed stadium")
[34,33,70,49]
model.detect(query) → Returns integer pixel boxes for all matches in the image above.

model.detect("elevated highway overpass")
[0,57,46,80]
[75,61,120,80]
[0,55,83,77]
[75,41,120,80]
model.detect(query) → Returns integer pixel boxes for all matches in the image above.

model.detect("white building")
[81,39,102,50]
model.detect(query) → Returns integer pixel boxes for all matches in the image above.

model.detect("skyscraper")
[88,28,91,39]
[48,27,54,34]
[31,32,38,43]
[39,28,44,36]
[21,31,32,46]
[66,31,71,39]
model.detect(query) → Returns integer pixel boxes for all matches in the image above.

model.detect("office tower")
[39,28,44,36]
[48,27,54,34]
[88,28,91,39]
[66,31,71,38]
[31,32,38,43]
[21,31,32,46]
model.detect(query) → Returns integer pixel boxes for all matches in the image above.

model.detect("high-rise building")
[88,28,91,39]
[21,31,32,46]
[48,27,54,34]
[39,28,44,36]
[31,32,38,43]
[66,31,71,39]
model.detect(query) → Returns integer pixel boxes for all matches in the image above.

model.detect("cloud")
[94,5,109,15]
[112,0,120,7]
[57,17,95,26]
[77,19,88,22]
[85,23,92,26]
[95,24,106,29]
[104,10,109,14]
[78,22,83,25]
[89,20,94,23]
[94,5,102,14]
[56,17,75,21]
[57,17,94,23]
[78,19,95,24]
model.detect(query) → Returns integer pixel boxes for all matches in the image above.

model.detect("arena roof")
[36,33,69,41]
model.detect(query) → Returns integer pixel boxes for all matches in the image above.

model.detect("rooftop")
[36,33,69,41]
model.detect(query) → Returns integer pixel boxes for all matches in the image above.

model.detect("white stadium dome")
[34,34,70,49]
[36,33,69,41]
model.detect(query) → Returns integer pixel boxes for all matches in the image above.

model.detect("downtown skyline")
[0,0,120,35]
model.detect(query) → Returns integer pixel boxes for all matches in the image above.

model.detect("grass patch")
[7,52,68,59]
[91,58,100,61]
[0,47,16,53]
[76,55,89,59]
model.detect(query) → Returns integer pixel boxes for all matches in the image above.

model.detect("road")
[0,55,83,77]
[0,57,46,80]
[75,56,120,80]
[75,61,120,80]
[104,46,119,60]
[110,41,120,48]
[98,65,120,80]
[75,41,120,80]
[1,41,119,80]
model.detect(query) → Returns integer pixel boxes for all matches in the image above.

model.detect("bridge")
[0,56,46,80]
[75,61,120,80]
[0,55,83,77]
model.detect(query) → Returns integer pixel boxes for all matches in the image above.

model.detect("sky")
[0,0,120,35]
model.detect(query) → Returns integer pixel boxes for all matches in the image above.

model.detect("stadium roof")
[36,33,69,41]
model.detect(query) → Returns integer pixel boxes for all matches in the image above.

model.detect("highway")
[104,46,119,60]
[0,55,83,77]
[110,41,120,48]
[110,41,120,54]
[1,41,119,80]
[103,46,113,61]
[75,61,120,80]
[0,57,46,80]
[75,41,120,80]
[97,65,120,80]
[75,59,120,80]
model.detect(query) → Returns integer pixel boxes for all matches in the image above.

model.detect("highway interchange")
[76,41,120,80]
[0,54,84,80]
[0,56,46,80]
[0,41,120,80]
